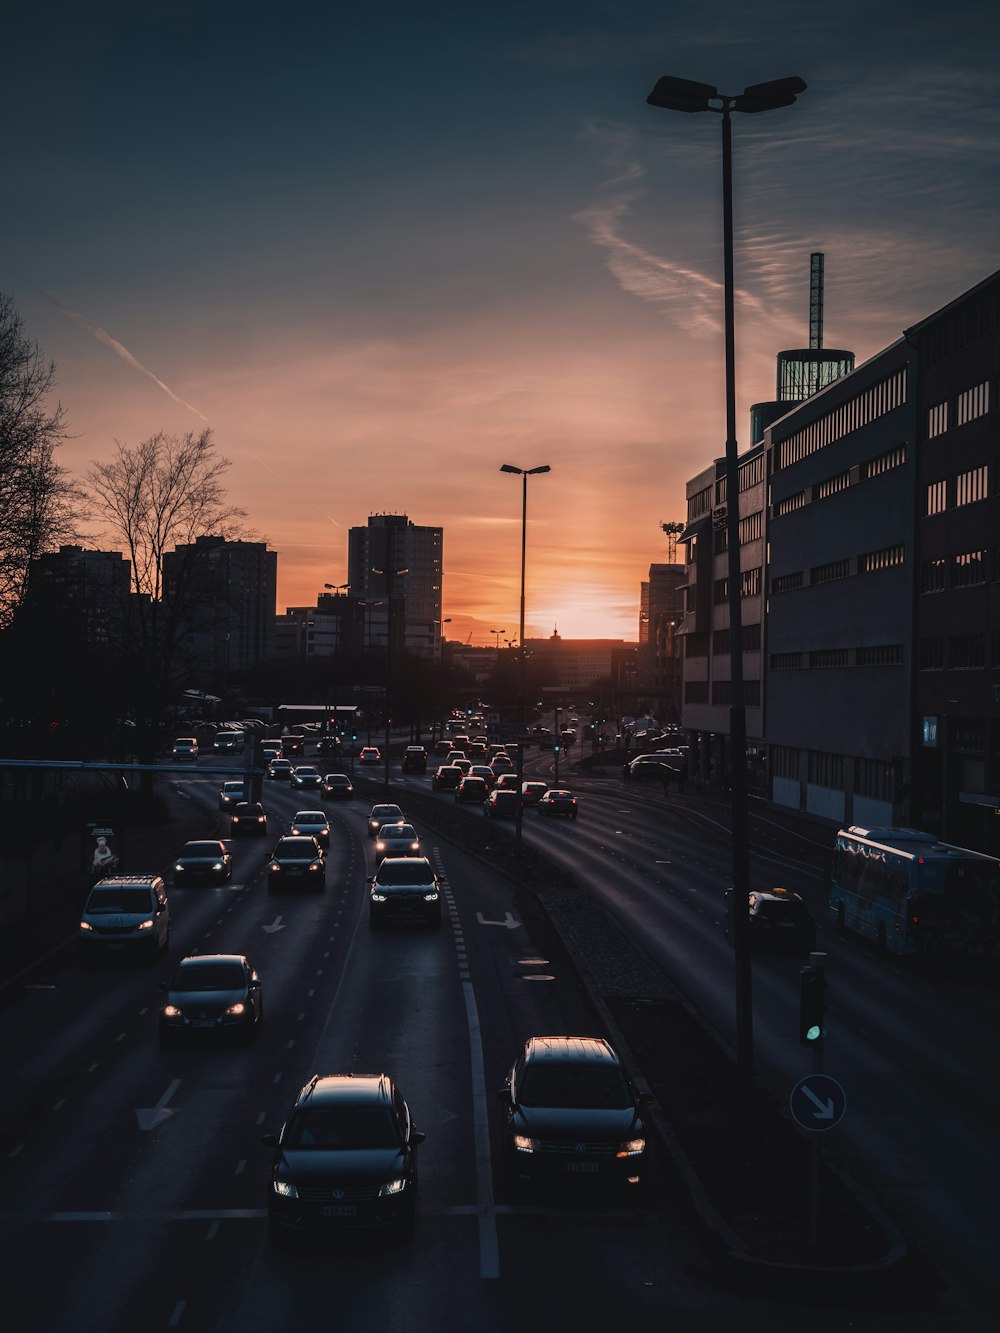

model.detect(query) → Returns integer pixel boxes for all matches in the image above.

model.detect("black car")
[537,789,578,819]
[455,775,489,804]
[499,1036,650,1193]
[485,788,519,820]
[431,764,462,791]
[230,801,268,836]
[321,772,354,800]
[367,803,405,838]
[264,1073,425,1241]
[290,764,322,791]
[268,836,326,894]
[369,856,441,929]
[315,736,341,756]
[401,746,428,774]
[172,839,233,883]
[159,953,263,1045]
[725,886,817,953]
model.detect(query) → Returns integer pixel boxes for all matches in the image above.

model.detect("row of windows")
[920,548,997,592]
[925,464,992,514]
[918,633,998,671]
[771,444,907,519]
[771,545,907,594]
[774,368,908,471]
[769,645,903,669]
[769,749,896,799]
[929,380,992,436]
[712,569,762,604]
[712,623,762,654]
[682,679,762,707]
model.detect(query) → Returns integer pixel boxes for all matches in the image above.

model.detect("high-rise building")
[162,536,277,674]
[20,545,132,646]
[347,514,443,661]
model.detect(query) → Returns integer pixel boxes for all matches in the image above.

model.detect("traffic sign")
[789,1074,847,1132]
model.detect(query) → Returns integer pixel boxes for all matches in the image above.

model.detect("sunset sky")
[3,1,997,644]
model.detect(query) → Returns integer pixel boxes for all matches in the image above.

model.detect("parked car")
[537,789,578,819]
[172,737,198,761]
[79,875,170,964]
[401,745,428,774]
[368,803,405,838]
[159,953,263,1045]
[321,772,354,800]
[369,857,442,929]
[724,886,817,953]
[499,1036,650,1193]
[263,1073,424,1242]
[218,781,245,810]
[268,836,326,893]
[173,839,233,884]
[374,823,421,863]
[230,801,268,836]
[289,810,331,849]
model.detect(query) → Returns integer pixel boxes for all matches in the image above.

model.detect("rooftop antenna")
[809,251,824,351]
[661,521,684,564]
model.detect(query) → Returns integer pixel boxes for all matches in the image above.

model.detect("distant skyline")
[3,1,997,643]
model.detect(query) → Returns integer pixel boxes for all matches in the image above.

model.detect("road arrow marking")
[135,1078,181,1130]
[476,911,520,930]
[262,916,287,934]
[802,1085,835,1119]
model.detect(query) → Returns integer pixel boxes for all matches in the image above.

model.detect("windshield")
[517,1064,632,1109]
[376,862,433,886]
[382,825,417,839]
[276,839,318,857]
[182,842,224,856]
[86,888,152,914]
[173,962,245,990]
[285,1107,401,1149]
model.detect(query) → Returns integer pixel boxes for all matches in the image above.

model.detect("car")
[214,729,244,753]
[485,788,519,820]
[628,755,681,782]
[78,875,170,963]
[369,856,442,929]
[263,1073,425,1241]
[401,745,428,774]
[452,757,472,775]
[268,836,326,893]
[172,737,198,761]
[290,809,331,848]
[367,803,405,838]
[267,757,294,781]
[359,746,382,765]
[261,741,283,759]
[431,764,463,791]
[159,953,263,1045]
[494,772,520,791]
[432,739,452,758]
[467,742,488,760]
[231,800,268,836]
[499,1036,650,1193]
[280,735,305,757]
[374,822,421,862]
[521,781,548,806]
[290,764,322,791]
[315,736,342,756]
[444,750,468,766]
[537,789,578,819]
[321,772,354,800]
[218,780,246,810]
[725,886,817,953]
[173,839,233,884]
[455,775,489,805]
[467,764,495,786]
[490,755,514,776]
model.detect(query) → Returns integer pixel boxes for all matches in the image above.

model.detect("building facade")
[346,514,444,661]
[162,536,277,674]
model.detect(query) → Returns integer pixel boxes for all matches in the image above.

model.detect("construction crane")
[660,521,685,564]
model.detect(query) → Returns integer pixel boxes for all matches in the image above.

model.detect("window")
[740,568,761,598]
[918,637,945,670]
[771,571,803,594]
[859,544,905,573]
[774,368,907,470]
[811,559,851,584]
[921,558,946,593]
[684,681,709,704]
[925,480,947,515]
[953,551,987,587]
[809,649,849,668]
[808,750,844,788]
[773,491,807,517]
[956,381,990,426]
[771,745,799,780]
[855,758,894,801]
[815,470,851,500]
[864,445,906,478]
[770,652,803,669]
[955,465,989,506]
[684,633,709,659]
[927,401,948,438]
[739,511,762,543]
[856,644,903,667]
[949,634,987,669]
[713,578,728,605]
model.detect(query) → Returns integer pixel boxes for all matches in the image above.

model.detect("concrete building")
[162,536,276,674]
[637,562,685,720]
[20,545,132,646]
[347,514,443,661]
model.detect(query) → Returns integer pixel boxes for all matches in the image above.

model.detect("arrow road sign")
[789,1074,847,1132]
[135,1078,182,1130]
[475,911,520,930]
[262,916,287,934]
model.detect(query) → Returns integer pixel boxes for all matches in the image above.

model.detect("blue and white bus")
[829,826,1000,958]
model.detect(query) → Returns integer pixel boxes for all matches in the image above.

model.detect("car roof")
[293,810,327,819]
[545,789,573,797]
[371,803,402,814]
[523,1036,619,1065]
[177,952,247,968]
[295,1073,395,1109]
[752,887,806,905]
[381,823,417,834]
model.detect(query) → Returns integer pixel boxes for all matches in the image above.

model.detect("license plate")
[190,1019,216,1028]
[321,1204,357,1216]
[564,1161,599,1174]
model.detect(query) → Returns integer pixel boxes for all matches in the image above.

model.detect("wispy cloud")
[41,290,208,422]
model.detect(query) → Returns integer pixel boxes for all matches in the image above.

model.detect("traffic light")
[799,964,827,1044]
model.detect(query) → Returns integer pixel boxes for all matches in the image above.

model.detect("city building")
[637,561,685,719]
[162,536,277,674]
[346,514,443,661]
[19,545,132,646]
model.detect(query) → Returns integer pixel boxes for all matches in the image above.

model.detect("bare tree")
[0,293,80,625]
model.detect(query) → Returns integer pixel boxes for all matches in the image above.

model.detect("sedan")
[359,746,382,765]
[493,773,520,791]
[455,775,489,805]
[369,857,442,929]
[485,789,519,820]
[521,781,548,807]
[267,757,294,781]
[230,801,268,837]
[173,839,233,884]
[268,836,326,894]
[431,764,463,791]
[264,1073,424,1241]
[724,887,817,953]
[321,772,354,800]
[537,789,578,819]
[159,953,263,1045]
[368,803,405,838]
[499,1036,650,1194]
[468,764,496,788]
[290,764,322,791]
[218,781,245,810]
[289,810,331,849]
[374,822,421,863]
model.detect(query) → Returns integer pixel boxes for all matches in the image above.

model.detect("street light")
[646,72,805,1099]
[490,628,505,657]
[500,462,551,847]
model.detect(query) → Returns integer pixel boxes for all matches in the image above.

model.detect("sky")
[3,0,998,645]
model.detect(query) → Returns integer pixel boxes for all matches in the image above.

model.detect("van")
[79,875,170,964]
[172,737,198,761]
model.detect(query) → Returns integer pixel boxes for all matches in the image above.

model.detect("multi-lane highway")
[0,742,994,1332]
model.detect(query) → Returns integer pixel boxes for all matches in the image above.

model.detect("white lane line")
[461,978,499,1281]
[256,1112,266,1126]
[87,1063,98,1073]
[9,1144,25,1159]
[206,1220,220,1241]
[168,1300,186,1326]
[234,1160,246,1176]
[51,1099,65,1112]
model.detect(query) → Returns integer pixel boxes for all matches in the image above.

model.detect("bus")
[829,825,1000,958]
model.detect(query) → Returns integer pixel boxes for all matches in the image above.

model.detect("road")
[0,749,993,1331]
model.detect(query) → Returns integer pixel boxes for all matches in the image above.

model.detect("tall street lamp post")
[500,463,551,848]
[646,73,806,1099]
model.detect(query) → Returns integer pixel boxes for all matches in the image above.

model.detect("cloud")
[40,290,208,422]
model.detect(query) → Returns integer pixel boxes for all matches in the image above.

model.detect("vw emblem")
[332,1188,344,1200]
[576,1143,586,1154]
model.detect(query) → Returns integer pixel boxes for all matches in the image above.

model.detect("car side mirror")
[261,1133,278,1148]
[410,1131,426,1146]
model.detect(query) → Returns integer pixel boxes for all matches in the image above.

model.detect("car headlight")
[163,1004,183,1018]
[269,863,281,873]
[137,919,154,931]
[616,1137,646,1157]
[423,891,439,902]
[409,843,419,852]
[513,1135,540,1153]
[371,892,388,902]
[375,842,386,853]
[224,1002,246,1016]
[257,816,265,823]
[272,1179,298,1198]
[308,862,322,871]
[79,920,93,931]
[212,862,224,871]
[379,1177,407,1196]
[174,863,185,872]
